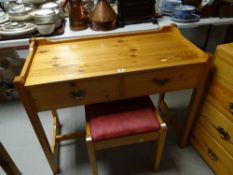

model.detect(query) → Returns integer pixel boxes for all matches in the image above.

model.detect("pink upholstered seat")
[85,96,161,141]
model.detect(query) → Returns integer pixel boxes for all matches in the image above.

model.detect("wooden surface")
[208,78,233,122]
[192,124,233,175]
[191,42,233,175]
[24,26,207,86]
[213,43,233,86]
[198,99,233,157]
[14,25,211,174]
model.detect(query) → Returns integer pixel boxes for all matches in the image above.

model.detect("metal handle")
[217,126,230,140]
[153,78,169,87]
[207,148,218,161]
[70,90,86,100]
[229,102,233,115]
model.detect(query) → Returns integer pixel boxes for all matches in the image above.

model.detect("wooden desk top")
[23,26,208,87]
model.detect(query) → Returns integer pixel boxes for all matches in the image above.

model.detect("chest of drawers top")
[214,43,233,85]
[22,25,208,87]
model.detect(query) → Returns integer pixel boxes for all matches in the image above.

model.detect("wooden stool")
[85,96,167,175]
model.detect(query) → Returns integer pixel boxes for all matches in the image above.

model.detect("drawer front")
[124,65,202,97]
[198,100,233,157]
[192,123,233,175]
[208,78,233,119]
[29,77,120,111]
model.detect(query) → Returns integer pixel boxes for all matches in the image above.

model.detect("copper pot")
[64,0,87,31]
[89,0,116,31]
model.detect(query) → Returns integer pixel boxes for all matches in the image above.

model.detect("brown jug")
[89,0,116,31]
[64,0,87,31]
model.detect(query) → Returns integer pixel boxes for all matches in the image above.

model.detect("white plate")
[2,22,27,30]
[0,23,36,36]
[171,14,200,23]
[160,7,173,13]
[23,0,47,4]
[0,15,9,24]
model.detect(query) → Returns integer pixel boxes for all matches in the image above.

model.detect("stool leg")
[153,123,167,171]
[86,136,98,175]
[51,110,61,154]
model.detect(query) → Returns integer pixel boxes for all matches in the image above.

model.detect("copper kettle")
[89,0,117,31]
[63,0,87,31]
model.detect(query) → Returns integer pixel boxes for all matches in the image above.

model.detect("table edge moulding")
[13,25,213,174]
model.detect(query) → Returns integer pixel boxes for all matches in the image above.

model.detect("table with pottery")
[157,0,233,27]
[0,0,232,48]
[0,0,65,39]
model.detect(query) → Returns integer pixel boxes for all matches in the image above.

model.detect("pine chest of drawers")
[191,43,233,175]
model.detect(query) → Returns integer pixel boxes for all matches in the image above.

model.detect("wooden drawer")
[192,123,233,175]
[198,100,233,157]
[124,64,202,97]
[28,76,120,111]
[214,44,233,86]
[208,78,233,120]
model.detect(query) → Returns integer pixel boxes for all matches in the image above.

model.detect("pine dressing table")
[14,25,212,173]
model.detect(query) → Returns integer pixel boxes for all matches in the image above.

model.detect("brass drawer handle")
[70,90,86,100]
[207,148,218,161]
[229,102,233,115]
[217,126,230,141]
[153,78,169,87]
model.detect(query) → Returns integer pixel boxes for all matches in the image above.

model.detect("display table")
[14,25,212,173]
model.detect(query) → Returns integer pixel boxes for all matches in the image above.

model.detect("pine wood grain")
[191,42,233,175]
[192,123,233,175]
[24,26,208,87]
[214,43,233,87]
[198,100,233,158]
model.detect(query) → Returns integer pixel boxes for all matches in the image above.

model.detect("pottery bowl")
[23,0,47,4]
[30,9,59,24]
[9,3,25,13]
[161,0,182,12]
[172,5,196,19]
[36,23,55,35]
[41,2,59,11]
[8,6,33,21]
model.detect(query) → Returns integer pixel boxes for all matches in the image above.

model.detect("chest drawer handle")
[153,78,169,87]
[70,90,86,100]
[229,102,233,115]
[217,126,230,140]
[207,148,218,161]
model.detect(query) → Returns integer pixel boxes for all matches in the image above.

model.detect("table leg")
[203,25,213,51]
[0,142,21,175]
[178,55,213,147]
[14,78,59,174]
